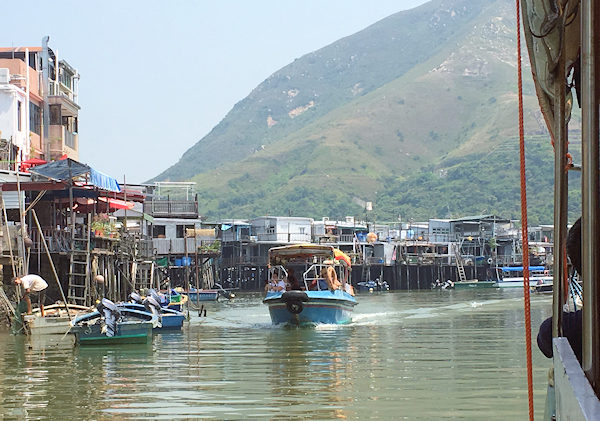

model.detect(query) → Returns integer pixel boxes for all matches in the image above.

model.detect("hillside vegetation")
[152,0,581,224]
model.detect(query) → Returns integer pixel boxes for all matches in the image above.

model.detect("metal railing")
[143,200,198,217]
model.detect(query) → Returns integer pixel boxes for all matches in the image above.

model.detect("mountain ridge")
[151,0,579,224]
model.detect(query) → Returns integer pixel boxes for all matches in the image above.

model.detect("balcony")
[153,237,218,256]
[144,200,198,219]
[254,232,311,243]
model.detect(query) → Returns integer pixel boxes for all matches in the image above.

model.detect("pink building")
[0,37,80,169]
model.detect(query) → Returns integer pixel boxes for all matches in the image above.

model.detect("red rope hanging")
[516,0,535,419]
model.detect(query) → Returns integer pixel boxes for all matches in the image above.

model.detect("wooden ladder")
[67,221,91,305]
[132,261,155,293]
[453,243,467,283]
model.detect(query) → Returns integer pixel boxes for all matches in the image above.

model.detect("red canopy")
[98,197,134,210]
[72,197,134,213]
[19,158,47,172]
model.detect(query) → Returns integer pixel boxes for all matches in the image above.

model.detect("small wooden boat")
[69,299,157,345]
[19,303,92,336]
[263,244,357,326]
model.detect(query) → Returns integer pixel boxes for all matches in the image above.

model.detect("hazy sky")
[4,1,427,183]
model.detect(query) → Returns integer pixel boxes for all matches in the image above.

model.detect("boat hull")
[160,314,186,330]
[494,279,553,288]
[71,321,153,345]
[119,303,186,330]
[186,290,219,302]
[453,280,497,289]
[264,290,357,326]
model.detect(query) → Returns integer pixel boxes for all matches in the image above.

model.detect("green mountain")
[153,0,581,224]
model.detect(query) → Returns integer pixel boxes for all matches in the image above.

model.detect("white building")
[0,70,29,164]
[251,216,312,243]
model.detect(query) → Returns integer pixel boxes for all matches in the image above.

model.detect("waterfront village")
[0,40,554,311]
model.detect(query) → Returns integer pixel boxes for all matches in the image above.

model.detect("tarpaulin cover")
[29,158,90,181]
[28,158,121,193]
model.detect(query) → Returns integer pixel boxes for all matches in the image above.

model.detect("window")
[176,224,195,238]
[29,102,41,135]
[299,227,305,234]
[17,101,22,131]
[60,68,73,90]
[49,104,61,125]
[152,225,165,238]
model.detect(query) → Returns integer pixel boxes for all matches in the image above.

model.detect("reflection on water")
[0,289,552,419]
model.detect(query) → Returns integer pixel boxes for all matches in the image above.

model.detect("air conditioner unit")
[0,68,9,84]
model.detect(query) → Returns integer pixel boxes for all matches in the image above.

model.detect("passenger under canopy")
[268,244,351,267]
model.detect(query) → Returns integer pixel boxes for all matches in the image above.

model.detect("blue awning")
[29,158,121,193]
[90,169,121,193]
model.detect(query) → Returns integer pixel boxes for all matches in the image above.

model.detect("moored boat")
[69,298,157,345]
[185,288,219,302]
[125,292,186,330]
[357,279,390,292]
[492,266,553,288]
[453,280,496,289]
[20,303,92,336]
[263,244,357,326]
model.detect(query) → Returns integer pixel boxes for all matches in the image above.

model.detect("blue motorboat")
[126,292,186,330]
[69,298,158,345]
[263,244,357,326]
[185,288,219,302]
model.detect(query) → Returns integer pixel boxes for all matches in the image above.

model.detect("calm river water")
[0,289,554,420]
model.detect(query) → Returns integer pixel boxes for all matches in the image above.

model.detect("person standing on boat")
[13,274,49,317]
[537,218,583,362]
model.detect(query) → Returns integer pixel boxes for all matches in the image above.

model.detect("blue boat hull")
[264,290,357,326]
[160,314,186,329]
[119,303,185,330]
[186,291,219,302]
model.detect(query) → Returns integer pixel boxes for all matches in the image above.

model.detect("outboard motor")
[149,289,168,307]
[130,291,143,304]
[96,298,120,337]
[143,296,162,328]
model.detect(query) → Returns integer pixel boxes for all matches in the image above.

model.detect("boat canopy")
[268,244,351,267]
[501,266,545,272]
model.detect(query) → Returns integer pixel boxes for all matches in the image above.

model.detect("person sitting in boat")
[326,265,341,290]
[537,217,583,362]
[13,274,49,317]
[310,269,330,291]
[269,272,286,292]
[285,268,302,291]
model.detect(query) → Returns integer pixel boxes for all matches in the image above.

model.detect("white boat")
[492,266,553,288]
[21,303,92,336]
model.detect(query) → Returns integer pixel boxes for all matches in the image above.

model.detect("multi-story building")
[0,38,80,168]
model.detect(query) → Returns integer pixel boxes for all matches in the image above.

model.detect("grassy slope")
[153,0,493,181]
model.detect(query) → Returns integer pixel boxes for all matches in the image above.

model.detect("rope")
[516,1,535,419]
